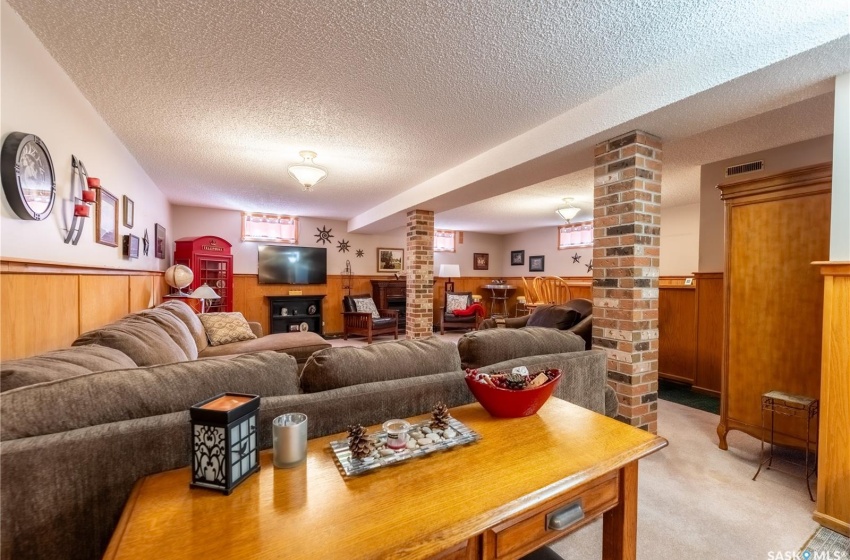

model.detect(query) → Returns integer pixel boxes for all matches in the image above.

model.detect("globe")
[164,265,194,296]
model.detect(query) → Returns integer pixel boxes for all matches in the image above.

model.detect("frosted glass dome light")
[287,151,328,191]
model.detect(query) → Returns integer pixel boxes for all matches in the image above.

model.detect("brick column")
[592,130,662,433]
[405,209,435,339]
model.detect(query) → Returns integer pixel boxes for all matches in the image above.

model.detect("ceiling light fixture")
[287,151,328,191]
[556,198,580,222]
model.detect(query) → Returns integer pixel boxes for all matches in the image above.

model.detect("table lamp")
[438,264,460,293]
[189,283,221,313]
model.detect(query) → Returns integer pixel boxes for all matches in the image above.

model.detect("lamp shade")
[189,284,221,300]
[287,151,328,191]
[439,264,460,278]
[556,198,580,222]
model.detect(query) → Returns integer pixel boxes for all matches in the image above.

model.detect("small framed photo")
[155,223,166,259]
[510,250,524,266]
[96,188,119,247]
[289,324,300,332]
[123,234,140,259]
[473,253,489,270]
[377,248,404,272]
[684,278,694,286]
[123,195,134,228]
[529,255,545,272]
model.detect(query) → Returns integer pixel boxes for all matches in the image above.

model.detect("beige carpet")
[549,400,820,559]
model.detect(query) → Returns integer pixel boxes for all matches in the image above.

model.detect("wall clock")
[1,132,57,221]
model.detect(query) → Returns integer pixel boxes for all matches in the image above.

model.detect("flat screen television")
[258,245,328,284]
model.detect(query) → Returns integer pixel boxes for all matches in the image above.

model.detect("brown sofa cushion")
[526,304,581,330]
[137,307,199,360]
[158,299,209,353]
[0,352,300,441]
[198,332,330,363]
[199,312,257,346]
[0,345,136,392]
[73,315,189,366]
[300,336,462,393]
[457,327,585,370]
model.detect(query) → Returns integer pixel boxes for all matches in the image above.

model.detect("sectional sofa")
[0,301,614,560]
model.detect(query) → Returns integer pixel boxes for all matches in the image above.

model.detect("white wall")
[499,226,593,278]
[698,135,834,272]
[831,73,850,261]
[0,2,171,269]
[171,206,407,275]
[659,203,700,276]
[434,231,504,279]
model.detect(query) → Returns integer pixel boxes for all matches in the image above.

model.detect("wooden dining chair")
[533,276,572,305]
[522,276,543,313]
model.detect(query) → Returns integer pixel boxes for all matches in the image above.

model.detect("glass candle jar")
[382,419,411,450]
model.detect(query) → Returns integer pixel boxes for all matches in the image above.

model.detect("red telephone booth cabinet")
[173,236,234,312]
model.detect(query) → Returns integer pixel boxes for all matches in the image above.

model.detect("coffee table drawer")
[487,471,619,560]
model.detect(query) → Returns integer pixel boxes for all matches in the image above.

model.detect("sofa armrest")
[248,321,263,338]
[567,315,592,349]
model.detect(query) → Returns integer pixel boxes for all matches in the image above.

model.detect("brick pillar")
[405,209,435,339]
[592,130,662,433]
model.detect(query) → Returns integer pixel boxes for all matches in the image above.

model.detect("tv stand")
[267,295,325,335]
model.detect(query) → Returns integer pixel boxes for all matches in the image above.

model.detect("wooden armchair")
[342,294,399,343]
[440,291,483,334]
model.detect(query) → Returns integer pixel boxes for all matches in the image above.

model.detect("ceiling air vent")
[725,160,763,177]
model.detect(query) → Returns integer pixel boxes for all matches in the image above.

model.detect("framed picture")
[123,195,134,228]
[123,234,140,259]
[155,223,166,259]
[473,253,489,270]
[510,250,524,266]
[529,255,545,272]
[377,248,404,272]
[96,188,119,247]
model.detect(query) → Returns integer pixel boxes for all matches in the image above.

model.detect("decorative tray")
[329,417,480,477]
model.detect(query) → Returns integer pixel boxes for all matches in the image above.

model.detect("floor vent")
[726,160,763,177]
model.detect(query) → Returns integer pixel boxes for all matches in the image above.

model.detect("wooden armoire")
[716,163,831,451]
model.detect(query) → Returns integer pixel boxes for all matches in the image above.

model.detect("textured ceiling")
[7,0,850,233]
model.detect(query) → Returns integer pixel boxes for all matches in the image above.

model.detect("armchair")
[441,291,483,334]
[479,298,593,349]
[342,295,399,343]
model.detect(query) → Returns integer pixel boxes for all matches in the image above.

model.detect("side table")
[481,284,515,318]
[752,390,819,501]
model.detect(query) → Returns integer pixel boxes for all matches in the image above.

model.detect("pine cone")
[347,424,373,459]
[430,402,451,430]
[505,372,527,390]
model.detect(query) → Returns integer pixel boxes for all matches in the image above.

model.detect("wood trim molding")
[717,162,832,201]
[1,258,164,276]
[813,261,850,276]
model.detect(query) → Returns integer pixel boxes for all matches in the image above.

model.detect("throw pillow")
[352,297,380,319]
[526,305,581,330]
[446,293,469,313]
[199,312,258,346]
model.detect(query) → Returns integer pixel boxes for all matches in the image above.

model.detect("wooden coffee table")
[105,399,666,560]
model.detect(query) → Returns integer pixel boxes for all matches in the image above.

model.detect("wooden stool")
[752,390,818,500]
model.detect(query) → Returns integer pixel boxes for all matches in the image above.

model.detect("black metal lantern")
[189,393,260,495]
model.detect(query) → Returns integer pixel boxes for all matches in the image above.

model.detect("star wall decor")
[571,253,581,264]
[337,239,350,253]
[585,260,593,272]
[314,226,334,244]
[355,249,364,257]
[142,229,150,256]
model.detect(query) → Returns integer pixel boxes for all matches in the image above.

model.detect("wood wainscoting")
[658,274,723,395]
[813,262,850,537]
[234,275,593,337]
[0,259,165,360]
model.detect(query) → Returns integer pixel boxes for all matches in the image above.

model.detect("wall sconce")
[438,264,460,293]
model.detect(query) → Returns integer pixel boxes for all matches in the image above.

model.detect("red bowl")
[464,370,562,418]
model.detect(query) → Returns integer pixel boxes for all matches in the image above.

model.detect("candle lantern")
[189,392,260,494]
